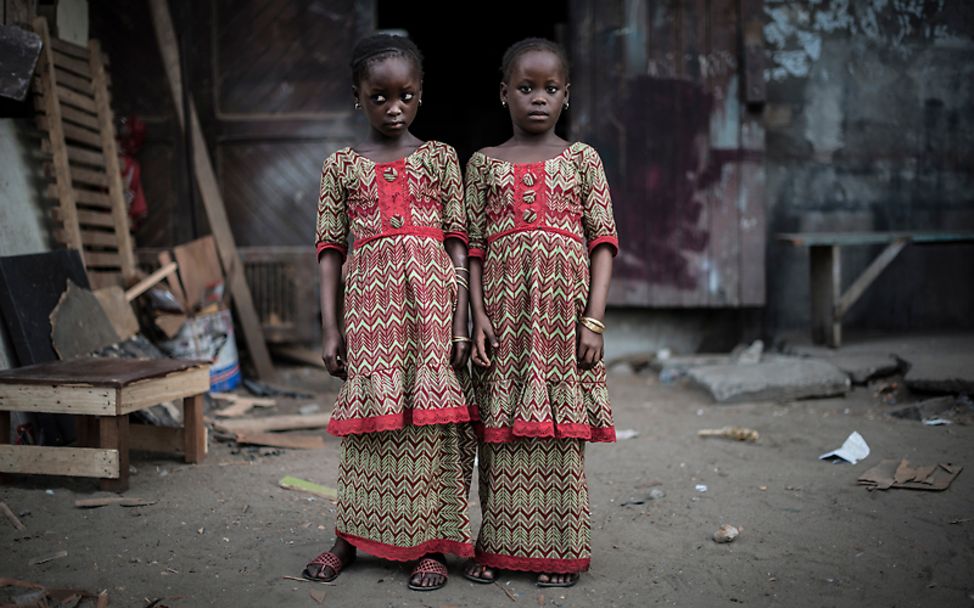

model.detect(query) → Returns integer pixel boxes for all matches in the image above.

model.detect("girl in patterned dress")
[463,38,618,588]
[303,34,477,592]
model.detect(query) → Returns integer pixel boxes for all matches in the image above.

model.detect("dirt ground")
[2,342,973,607]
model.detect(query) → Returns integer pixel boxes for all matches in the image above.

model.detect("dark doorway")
[377,2,569,165]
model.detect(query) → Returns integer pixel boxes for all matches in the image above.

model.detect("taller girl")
[307,33,476,591]
[464,38,618,588]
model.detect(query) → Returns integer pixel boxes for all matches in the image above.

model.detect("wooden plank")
[235,432,324,450]
[149,0,273,380]
[87,270,122,290]
[35,93,100,130]
[61,121,103,147]
[52,142,105,167]
[32,17,83,260]
[0,444,118,478]
[212,413,331,435]
[83,251,122,269]
[52,206,114,228]
[810,245,842,347]
[89,38,137,282]
[834,239,909,319]
[56,83,97,113]
[777,231,974,247]
[129,423,183,454]
[173,236,223,312]
[55,227,117,248]
[0,501,26,530]
[53,67,95,95]
[93,286,139,340]
[183,394,206,463]
[51,48,91,78]
[158,251,189,311]
[0,382,116,415]
[98,415,128,491]
[124,261,177,302]
[118,366,210,415]
[74,187,112,209]
[70,167,109,188]
[50,36,89,60]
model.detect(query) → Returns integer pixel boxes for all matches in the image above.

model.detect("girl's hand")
[450,313,471,368]
[321,328,347,380]
[576,324,604,370]
[471,312,498,368]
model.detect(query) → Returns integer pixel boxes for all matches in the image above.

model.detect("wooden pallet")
[31,17,136,290]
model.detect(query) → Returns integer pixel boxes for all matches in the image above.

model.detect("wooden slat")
[61,103,101,131]
[124,261,178,302]
[810,245,842,347]
[89,38,137,281]
[118,366,210,415]
[130,424,183,455]
[71,167,110,188]
[56,84,98,114]
[87,270,123,290]
[0,382,116,415]
[82,251,123,269]
[53,67,94,96]
[47,184,113,209]
[835,239,909,319]
[42,140,107,167]
[51,37,90,60]
[98,416,128,490]
[55,227,118,248]
[37,117,105,148]
[150,0,274,380]
[52,49,92,78]
[33,17,83,259]
[52,207,115,228]
[0,445,119,478]
[183,394,206,462]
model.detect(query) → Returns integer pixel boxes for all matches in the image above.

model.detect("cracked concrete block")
[688,358,851,403]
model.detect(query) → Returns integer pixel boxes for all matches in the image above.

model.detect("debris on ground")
[28,550,68,566]
[242,378,312,399]
[819,431,870,464]
[0,501,25,530]
[74,497,157,509]
[211,413,331,436]
[211,392,276,418]
[234,432,325,450]
[688,358,850,403]
[0,578,107,607]
[857,459,963,491]
[697,426,760,442]
[620,487,665,507]
[616,429,639,440]
[279,475,338,500]
[713,524,740,543]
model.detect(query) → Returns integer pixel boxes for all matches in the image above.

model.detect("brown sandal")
[302,550,353,582]
[408,557,449,591]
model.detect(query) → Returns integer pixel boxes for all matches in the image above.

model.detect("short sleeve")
[315,154,350,260]
[464,153,488,259]
[438,144,468,244]
[577,145,619,256]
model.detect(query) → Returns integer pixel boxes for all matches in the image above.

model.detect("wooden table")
[777,231,974,347]
[0,358,210,491]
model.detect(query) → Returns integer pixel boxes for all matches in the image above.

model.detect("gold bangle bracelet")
[579,318,605,334]
[451,336,472,343]
[580,316,606,329]
[454,266,469,273]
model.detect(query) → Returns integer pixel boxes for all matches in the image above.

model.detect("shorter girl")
[303,33,476,592]
[464,38,618,588]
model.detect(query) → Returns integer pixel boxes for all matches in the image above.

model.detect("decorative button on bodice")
[383,167,398,181]
[523,190,536,203]
[390,214,404,228]
[523,209,537,223]
[522,173,535,186]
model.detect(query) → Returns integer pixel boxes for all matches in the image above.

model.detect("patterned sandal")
[462,561,497,584]
[302,550,352,582]
[408,557,449,591]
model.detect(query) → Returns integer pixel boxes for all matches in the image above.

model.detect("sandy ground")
[2,349,973,607]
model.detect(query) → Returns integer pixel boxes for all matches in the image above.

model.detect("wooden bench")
[777,231,974,347]
[0,358,210,491]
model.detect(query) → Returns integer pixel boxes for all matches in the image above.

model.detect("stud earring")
[564,101,570,110]
[419,99,423,106]
[501,100,507,108]
[354,101,361,109]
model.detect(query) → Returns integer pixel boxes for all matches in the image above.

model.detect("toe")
[538,573,550,583]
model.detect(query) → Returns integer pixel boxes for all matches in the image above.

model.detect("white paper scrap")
[819,431,870,465]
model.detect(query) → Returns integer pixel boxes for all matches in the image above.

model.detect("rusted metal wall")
[571,0,766,308]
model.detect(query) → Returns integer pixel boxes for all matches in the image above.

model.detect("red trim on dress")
[337,531,474,562]
[327,405,479,436]
[475,550,590,574]
[588,235,619,256]
[468,247,484,259]
[478,421,616,443]
[353,227,445,249]
[316,242,347,260]
[486,225,585,246]
[443,231,469,245]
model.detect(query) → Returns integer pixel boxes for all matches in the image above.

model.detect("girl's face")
[501,50,569,135]
[354,56,422,139]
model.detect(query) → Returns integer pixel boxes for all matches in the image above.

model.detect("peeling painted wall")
[765,1,974,332]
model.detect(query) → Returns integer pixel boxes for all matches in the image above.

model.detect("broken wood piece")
[154,312,187,338]
[49,279,120,358]
[858,458,963,491]
[157,252,188,312]
[0,500,25,530]
[234,432,324,450]
[279,475,337,500]
[124,261,177,302]
[211,392,275,418]
[173,236,223,313]
[93,286,139,340]
[28,550,68,566]
[211,413,330,436]
[74,496,157,508]
[697,426,760,443]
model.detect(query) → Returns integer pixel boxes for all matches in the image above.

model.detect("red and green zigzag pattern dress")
[465,142,619,573]
[315,140,476,561]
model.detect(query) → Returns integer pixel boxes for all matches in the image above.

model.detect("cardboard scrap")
[858,459,962,491]
[279,475,338,500]
[234,433,325,450]
[50,280,120,359]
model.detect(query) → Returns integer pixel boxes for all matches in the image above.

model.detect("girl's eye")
[546,86,558,94]
[402,92,414,102]
[372,94,386,104]
[518,85,531,93]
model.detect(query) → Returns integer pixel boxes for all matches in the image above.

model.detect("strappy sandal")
[537,572,579,588]
[408,556,449,591]
[462,561,497,584]
[302,550,353,582]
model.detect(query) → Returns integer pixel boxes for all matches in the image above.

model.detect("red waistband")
[486,225,585,246]
[353,226,446,248]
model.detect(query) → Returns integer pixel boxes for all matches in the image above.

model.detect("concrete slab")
[904,352,974,394]
[788,345,902,384]
[688,357,851,403]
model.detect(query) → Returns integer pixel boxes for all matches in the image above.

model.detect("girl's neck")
[509,130,563,147]
[355,130,423,163]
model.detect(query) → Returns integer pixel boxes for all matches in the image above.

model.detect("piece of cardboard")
[49,280,120,359]
[858,458,963,491]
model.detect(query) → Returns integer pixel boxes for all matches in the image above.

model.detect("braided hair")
[500,37,570,83]
[351,33,423,86]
